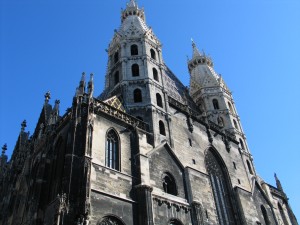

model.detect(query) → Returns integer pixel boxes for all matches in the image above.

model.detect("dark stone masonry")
[0,1,298,225]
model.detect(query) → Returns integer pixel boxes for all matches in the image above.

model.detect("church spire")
[188,40,213,73]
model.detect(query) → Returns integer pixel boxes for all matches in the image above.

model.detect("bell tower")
[100,0,171,146]
[188,41,255,177]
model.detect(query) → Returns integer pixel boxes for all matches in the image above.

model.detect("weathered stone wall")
[90,191,135,225]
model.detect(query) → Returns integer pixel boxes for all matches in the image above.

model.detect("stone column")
[191,201,204,225]
[135,185,154,225]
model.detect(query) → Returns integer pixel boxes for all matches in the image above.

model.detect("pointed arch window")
[162,172,177,196]
[228,102,233,113]
[246,160,253,175]
[98,216,125,225]
[153,68,159,81]
[205,149,236,225]
[132,64,140,77]
[133,89,142,103]
[156,93,163,108]
[169,219,183,225]
[233,119,239,130]
[213,99,219,110]
[239,138,245,149]
[278,203,289,225]
[131,44,138,55]
[261,205,270,225]
[159,121,166,136]
[114,71,120,85]
[105,129,120,171]
[150,48,156,60]
[114,51,119,63]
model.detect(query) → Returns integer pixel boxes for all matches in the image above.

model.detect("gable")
[147,143,186,199]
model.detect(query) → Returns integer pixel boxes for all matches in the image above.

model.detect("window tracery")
[105,130,120,171]
[205,149,236,225]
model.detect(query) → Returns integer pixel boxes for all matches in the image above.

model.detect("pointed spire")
[21,120,27,132]
[88,73,94,97]
[274,173,284,192]
[81,72,86,82]
[191,38,202,58]
[77,72,86,96]
[54,100,60,112]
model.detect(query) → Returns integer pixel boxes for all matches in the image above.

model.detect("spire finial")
[191,38,202,58]
[21,120,27,132]
[2,144,7,155]
[127,0,137,8]
[44,91,51,104]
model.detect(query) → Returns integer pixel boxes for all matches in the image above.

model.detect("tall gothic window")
[132,64,140,77]
[278,203,289,225]
[114,51,119,63]
[150,48,156,60]
[261,205,270,225]
[233,119,238,130]
[131,44,138,55]
[239,138,245,149]
[246,160,253,175]
[153,68,159,81]
[213,99,219,109]
[162,172,177,196]
[114,71,119,85]
[159,121,166,136]
[98,216,124,225]
[156,93,163,108]
[105,129,120,171]
[228,102,233,113]
[205,149,236,225]
[133,89,142,103]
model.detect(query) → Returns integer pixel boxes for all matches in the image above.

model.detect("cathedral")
[0,1,298,225]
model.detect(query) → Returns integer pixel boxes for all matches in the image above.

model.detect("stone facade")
[0,1,298,225]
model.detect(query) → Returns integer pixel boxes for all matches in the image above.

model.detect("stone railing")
[268,184,285,198]
[168,96,200,118]
[94,99,149,132]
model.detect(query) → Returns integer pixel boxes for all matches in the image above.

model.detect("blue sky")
[1,0,299,220]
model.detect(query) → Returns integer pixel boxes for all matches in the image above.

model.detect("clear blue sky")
[1,0,299,220]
